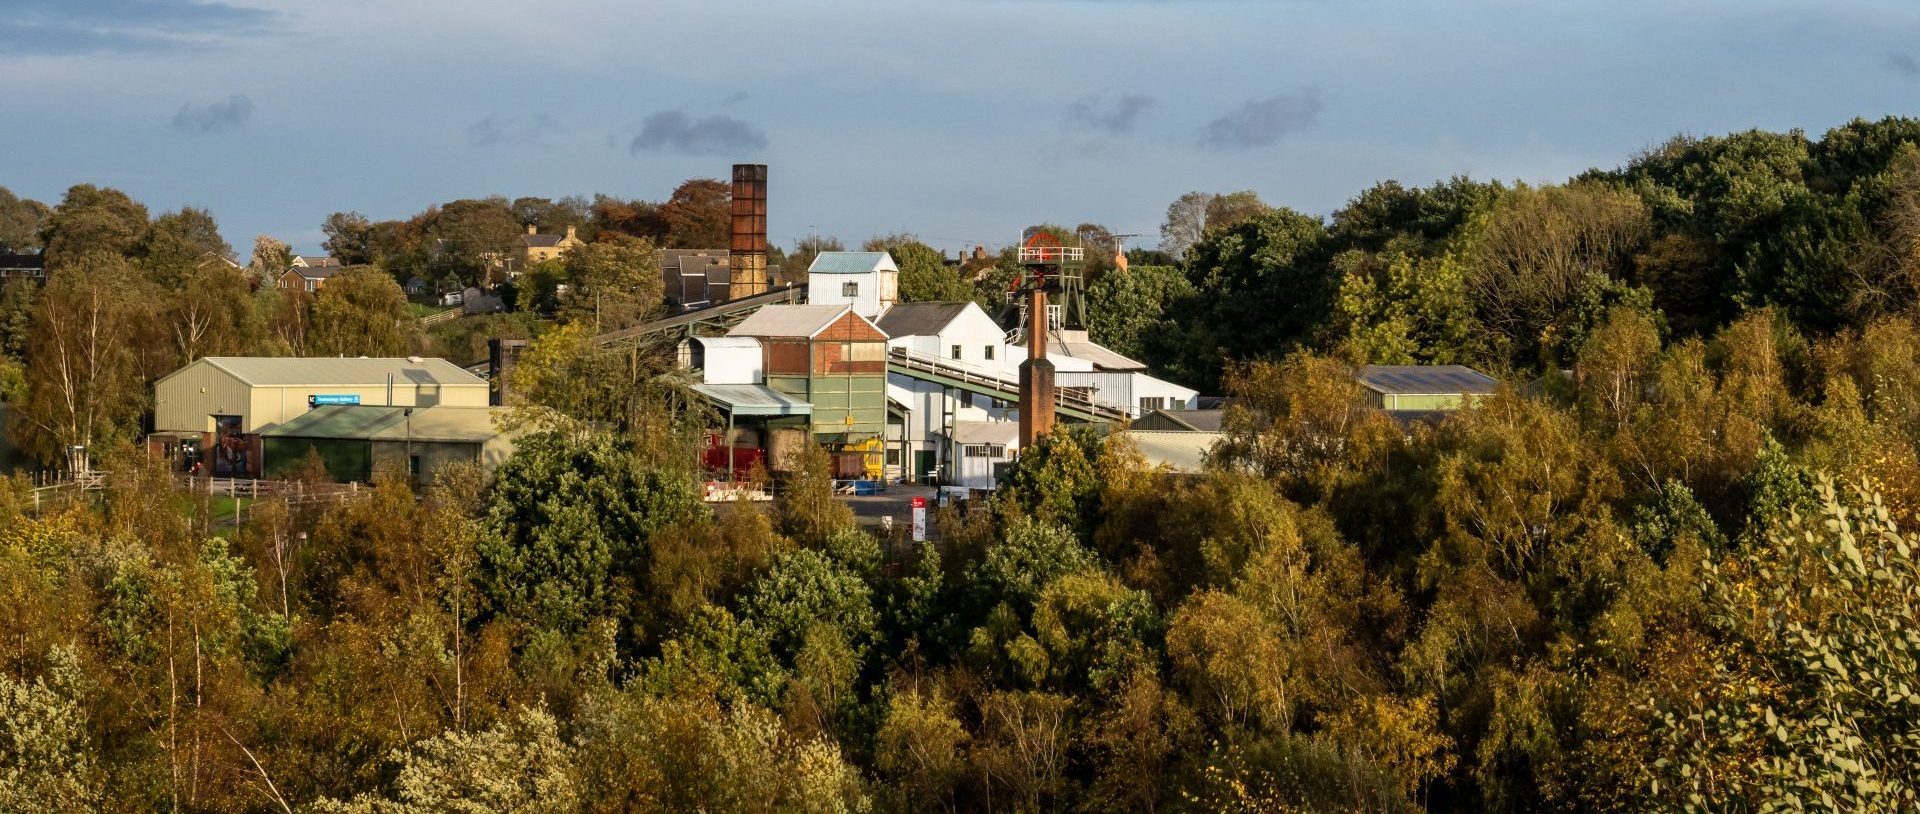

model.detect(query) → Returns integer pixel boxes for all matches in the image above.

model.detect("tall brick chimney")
[728,164,768,300]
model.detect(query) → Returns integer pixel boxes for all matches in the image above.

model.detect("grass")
[408,302,459,319]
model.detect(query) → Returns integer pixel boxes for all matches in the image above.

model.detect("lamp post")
[403,407,414,486]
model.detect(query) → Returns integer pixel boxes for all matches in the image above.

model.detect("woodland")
[5,119,1920,812]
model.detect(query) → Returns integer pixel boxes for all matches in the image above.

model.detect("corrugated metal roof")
[954,420,1019,446]
[692,383,812,416]
[877,302,972,338]
[1357,365,1500,395]
[728,304,858,338]
[196,357,486,387]
[1137,408,1225,432]
[691,336,763,350]
[1016,329,1146,372]
[1120,430,1223,474]
[260,405,507,443]
[807,251,896,275]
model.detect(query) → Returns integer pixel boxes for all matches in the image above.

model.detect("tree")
[556,236,663,333]
[1158,207,1330,388]
[0,187,50,253]
[662,179,731,248]
[321,212,375,266]
[1159,190,1270,261]
[479,428,704,632]
[139,207,232,279]
[784,235,843,285]
[0,646,103,812]
[1084,264,1191,362]
[776,441,856,548]
[309,267,412,357]
[864,235,970,303]
[1645,480,1920,812]
[248,234,292,280]
[313,706,578,814]
[12,253,146,472]
[38,184,148,268]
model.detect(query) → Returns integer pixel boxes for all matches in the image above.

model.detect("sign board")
[910,496,927,543]
[309,394,361,406]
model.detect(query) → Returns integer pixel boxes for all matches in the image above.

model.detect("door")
[914,450,936,483]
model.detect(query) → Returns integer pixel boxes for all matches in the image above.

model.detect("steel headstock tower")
[1014,230,1084,447]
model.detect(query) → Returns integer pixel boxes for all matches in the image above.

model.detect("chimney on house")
[728,164,769,301]
[526,224,537,235]
[564,225,576,241]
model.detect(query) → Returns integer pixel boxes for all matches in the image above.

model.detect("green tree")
[557,236,663,333]
[38,184,148,268]
[864,235,970,303]
[321,211,375,266]
[309,267,413,357]
[0,187,50,253]
[784,235,844,285]
[0,646,102,813]
[479,429,705,632]
[313,706,578,814]
[12,253,146,472]
[1084,264,1192,363]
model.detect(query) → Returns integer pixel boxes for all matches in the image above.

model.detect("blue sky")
[2,0,1917,255]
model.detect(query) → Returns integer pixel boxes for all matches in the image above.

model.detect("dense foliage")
[5,119,1920,811]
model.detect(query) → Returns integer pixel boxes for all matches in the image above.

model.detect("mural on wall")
[213,415,249,477]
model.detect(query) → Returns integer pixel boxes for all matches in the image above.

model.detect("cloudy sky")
[3,0,1918,255]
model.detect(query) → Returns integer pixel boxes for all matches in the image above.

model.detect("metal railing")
[1018,245,1085,264]
[419,309,462,327]
[886,347,1125,419]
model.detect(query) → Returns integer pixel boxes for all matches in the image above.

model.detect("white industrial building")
[805,252,899,320]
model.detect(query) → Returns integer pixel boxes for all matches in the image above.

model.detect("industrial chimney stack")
[728,164,768,300]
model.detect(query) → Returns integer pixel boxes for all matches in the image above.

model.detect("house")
[0,252,46,281]
[278,264,341,292]
[518,224,583,270]
[727,304,891,478]
[290,254,339,269]
[805,252,898,320]
[878,301,1010,369]
[1356,365,1500,412]
[659,249,731,310]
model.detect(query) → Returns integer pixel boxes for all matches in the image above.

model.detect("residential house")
[278,264,341,293]
[659,249,731,309]
[0,252,46,281]
[518,224,583,271]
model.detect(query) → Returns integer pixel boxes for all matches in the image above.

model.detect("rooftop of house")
[286,265,343,280]
[808,251,897,275]
[1356,365,1500,396]
[292,254,340,267]
[729,304,883,340]
[876,302,975,338]
[178,356,486,388]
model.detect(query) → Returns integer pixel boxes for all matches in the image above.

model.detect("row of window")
[951,345,995,361]
[963,444,1008,459]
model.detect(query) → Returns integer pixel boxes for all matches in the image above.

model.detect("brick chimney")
[526,224,537,235]
[728,164,768,300]
[564,225,576,241]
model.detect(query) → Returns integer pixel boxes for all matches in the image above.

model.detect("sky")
[3,0,1919,256]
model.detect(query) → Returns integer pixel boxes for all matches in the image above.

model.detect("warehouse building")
[259,404,515,486]
[151,356,489,477]
[1356,365,1500,413]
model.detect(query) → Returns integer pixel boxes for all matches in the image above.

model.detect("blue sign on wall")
[310,394,361,406]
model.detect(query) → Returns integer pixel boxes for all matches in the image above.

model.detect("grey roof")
[1136,408,1225,432]
[289,265,343,280]
[293,255,340,267]
[260,405,507,443]
[808,251,895,274]
[729,304,879,339]
[876,302,972,338]
[188,356,487,388]
[953,420,1019,446]
[1357,365,1500,396]
[692,383,812,416]
[1018,329,1145,371]
[1120,430,1223,474]
[521,234,565,248]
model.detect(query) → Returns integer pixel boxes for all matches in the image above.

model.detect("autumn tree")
[38,184,149,268]
[308,267,413,357]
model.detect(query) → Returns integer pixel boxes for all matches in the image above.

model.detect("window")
[1139,397,1168,412]
[983,346,995,361]
[951,344,963,360]
[963,444,1006,459]
[841,281,859,297]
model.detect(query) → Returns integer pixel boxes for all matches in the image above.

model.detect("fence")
[24,472,369,515]
[419,309,462,327]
